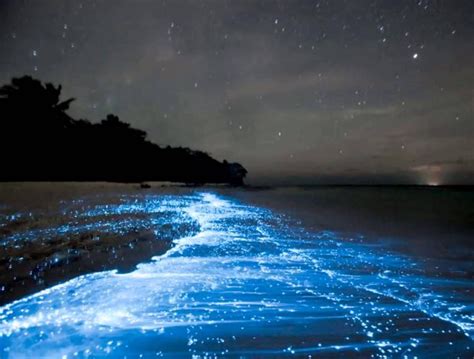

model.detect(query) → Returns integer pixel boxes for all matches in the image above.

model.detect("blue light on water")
[0,192,473,357]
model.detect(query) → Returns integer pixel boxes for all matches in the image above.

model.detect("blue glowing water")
[0,192,473,357]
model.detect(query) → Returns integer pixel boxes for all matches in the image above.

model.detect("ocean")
[0,183,473,357]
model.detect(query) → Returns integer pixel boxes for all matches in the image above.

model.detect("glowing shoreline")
[0,192,473,357]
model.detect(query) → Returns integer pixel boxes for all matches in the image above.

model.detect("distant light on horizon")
[412,164,445,187]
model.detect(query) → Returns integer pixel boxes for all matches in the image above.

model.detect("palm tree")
[0,75,75,131]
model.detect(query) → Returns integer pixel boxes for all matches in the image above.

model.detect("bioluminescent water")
[0,192,473,357]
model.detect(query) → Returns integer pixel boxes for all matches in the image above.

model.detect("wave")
[0,192,472,357]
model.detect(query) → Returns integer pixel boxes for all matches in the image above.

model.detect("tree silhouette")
[0,76,247,185]
[0,76,75,130]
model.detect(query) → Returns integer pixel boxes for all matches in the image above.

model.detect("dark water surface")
[228,186,474,259]
[0,184,472,358]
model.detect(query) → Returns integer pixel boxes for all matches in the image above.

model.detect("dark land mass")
[0,76,247,185]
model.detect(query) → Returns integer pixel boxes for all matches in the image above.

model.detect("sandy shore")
[0,182,199,305]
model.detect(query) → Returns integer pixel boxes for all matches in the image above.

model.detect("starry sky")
[1,0,473,185]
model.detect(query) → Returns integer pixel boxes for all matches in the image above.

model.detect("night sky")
[1,0,472,185]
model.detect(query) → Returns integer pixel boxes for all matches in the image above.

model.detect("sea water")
[0,190,473,357]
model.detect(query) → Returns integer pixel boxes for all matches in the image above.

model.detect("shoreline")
[0,183,201,305]
[1,188,472,357]
[1,182,473,305]
[0,228,177,306]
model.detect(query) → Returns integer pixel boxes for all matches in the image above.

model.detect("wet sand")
[0,182,199,305]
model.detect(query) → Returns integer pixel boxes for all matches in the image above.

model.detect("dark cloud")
[1,0,472,184]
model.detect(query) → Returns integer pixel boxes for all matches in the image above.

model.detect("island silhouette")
[0,76,247,185]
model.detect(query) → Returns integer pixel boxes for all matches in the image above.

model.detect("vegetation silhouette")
[0,76,247,185]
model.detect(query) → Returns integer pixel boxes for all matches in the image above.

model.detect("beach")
[0,183,473,357]
[0,183,199,305]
